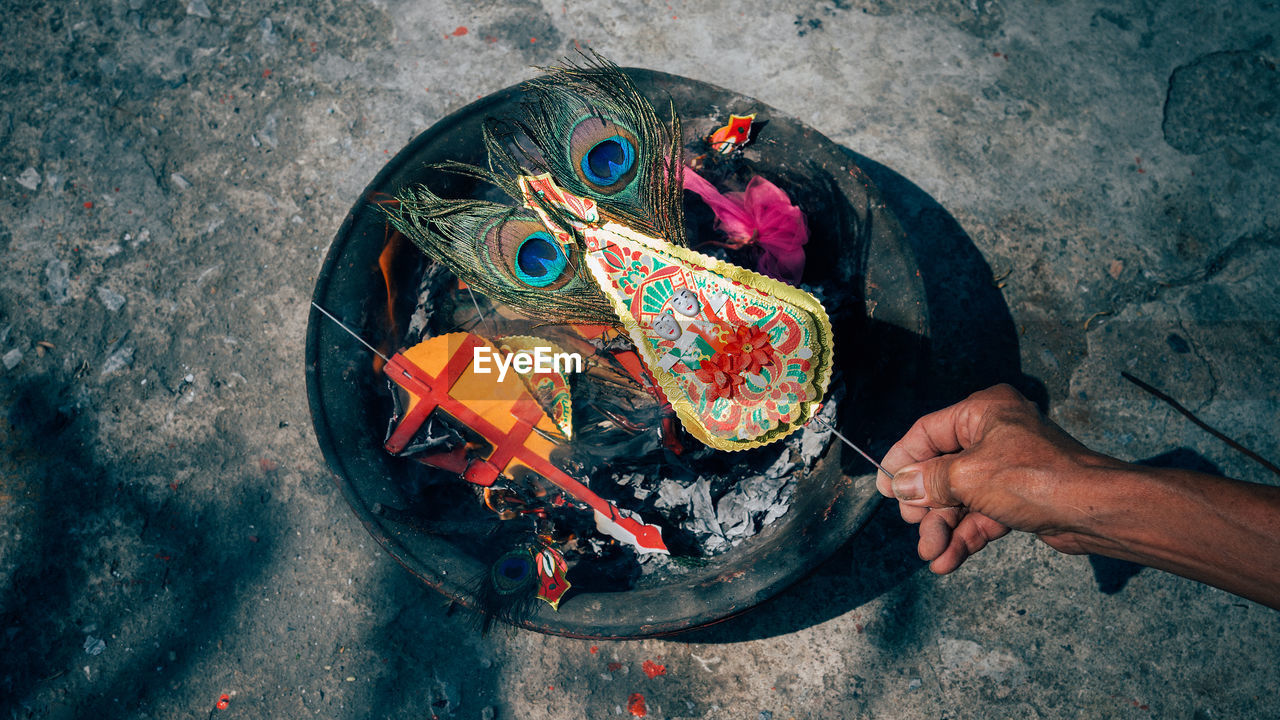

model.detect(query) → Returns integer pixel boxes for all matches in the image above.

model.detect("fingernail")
[892,469,924,501]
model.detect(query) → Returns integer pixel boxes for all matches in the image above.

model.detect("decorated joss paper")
[384,51,833,452]
[495,335,575,441]
[516,173,831,451]
[535,546,572,610]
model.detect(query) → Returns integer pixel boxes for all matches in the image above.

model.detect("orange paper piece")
[708,113,756,153]
[383,333,668,554]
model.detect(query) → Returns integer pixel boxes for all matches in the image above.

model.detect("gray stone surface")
[2,1,1278,718]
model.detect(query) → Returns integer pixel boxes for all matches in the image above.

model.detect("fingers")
[875,385,1033,576]
[895,502,1011,573]
[875,468,894,498]
[898,502,928,524]
[880,456,963,508]
[878,384,1031,477]
[879,390,993,471]
[876,385,1041,506]
[918,507,963,561]
[928,512,1011,575]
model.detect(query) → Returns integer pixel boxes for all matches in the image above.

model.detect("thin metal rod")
[810,415,894,479]
[465,286,495,336]
[311,302,391,364]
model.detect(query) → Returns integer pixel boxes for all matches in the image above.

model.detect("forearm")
[1072,465,1280,609]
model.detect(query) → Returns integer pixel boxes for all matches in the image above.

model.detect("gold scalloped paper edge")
[586,220,834,452]
[494,335,575,442]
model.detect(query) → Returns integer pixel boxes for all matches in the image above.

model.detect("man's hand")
[877,384,1280,609]
[876,384,1125,573]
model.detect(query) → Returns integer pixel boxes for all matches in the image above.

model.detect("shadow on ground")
[0,368,502,719]
[0,374,279,718]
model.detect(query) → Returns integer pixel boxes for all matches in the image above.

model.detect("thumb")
[891,456,963,508]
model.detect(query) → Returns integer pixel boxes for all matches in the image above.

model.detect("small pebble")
[259,17,278,44]
[3,348,22,370]
[98,286,126,312]
[45,259,70,305]
[100,346,134,376]
[186,0,211,19]
[17,167,41,190]
[170,172,191,190]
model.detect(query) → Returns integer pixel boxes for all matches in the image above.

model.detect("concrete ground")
[3,0,1279,718]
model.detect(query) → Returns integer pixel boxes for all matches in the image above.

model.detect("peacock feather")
[382,51,683,326]
[496,50,685,245]
[389,177,619,325]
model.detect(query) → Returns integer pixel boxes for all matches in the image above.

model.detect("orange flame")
[370,192,403,375]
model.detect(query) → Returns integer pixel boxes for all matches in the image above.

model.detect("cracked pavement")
[2,0,1278,718]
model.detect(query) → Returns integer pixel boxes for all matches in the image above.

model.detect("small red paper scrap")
[641,660,666,678]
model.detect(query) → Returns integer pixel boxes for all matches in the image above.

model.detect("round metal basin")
[305,68,928,638]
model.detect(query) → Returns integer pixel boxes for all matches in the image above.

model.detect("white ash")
[258,17,278,45]
[636,390,843,565]
[653,479,690,511]
[45,259,70,305]
[614,472,650,501]
[763,448,798,479]
[83,635,106,656]
[686,477,723,544]
[100,346,134,376]
[406,264,452,343]
[796,397,840,462]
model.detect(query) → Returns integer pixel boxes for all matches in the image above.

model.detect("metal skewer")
[311,301,391,364]
[809,415,895,480]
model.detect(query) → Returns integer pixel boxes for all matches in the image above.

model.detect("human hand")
[877,384,1125,574]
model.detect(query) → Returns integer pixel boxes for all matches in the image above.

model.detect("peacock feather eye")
[491,550,536,595]
[580,135,635,186]
[514,231,568,287]
[484,215,576,290]
[569,116,640,195]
